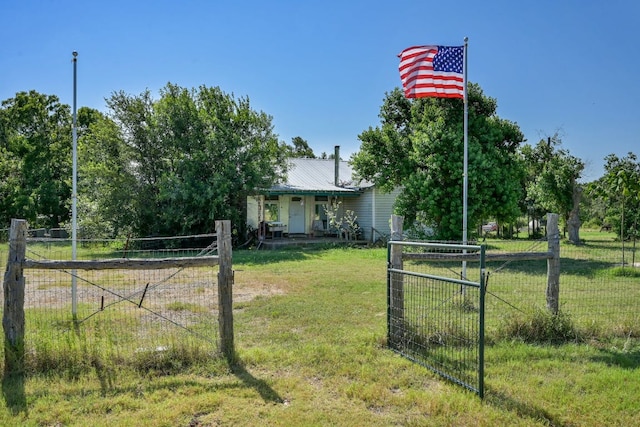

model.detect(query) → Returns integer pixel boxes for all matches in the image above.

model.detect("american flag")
[398,45,464,99]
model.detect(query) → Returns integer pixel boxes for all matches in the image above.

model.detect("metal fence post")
[3,219,27,375]
[546,213,560,315]
[216,220,234,360]
[388,215,404,348]
[478,245,486,399]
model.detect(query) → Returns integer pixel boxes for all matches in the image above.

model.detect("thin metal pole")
[478,245,486,399]
[462,37,469,279]
[72,51,78,318]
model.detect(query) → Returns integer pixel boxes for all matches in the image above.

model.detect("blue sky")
[2,0,638,181]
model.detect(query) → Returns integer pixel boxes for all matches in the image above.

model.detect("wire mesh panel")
[558,241,640,337]
[481,239,550,335]
[480,239,640,341]
[10,235,220,374]
[388,241,485,397]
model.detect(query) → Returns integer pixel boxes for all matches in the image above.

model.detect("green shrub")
[495,307,583,344]
[608,266,640,278]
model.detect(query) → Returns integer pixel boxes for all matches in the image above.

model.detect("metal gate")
[387,241,486,398]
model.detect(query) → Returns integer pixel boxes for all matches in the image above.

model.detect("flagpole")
[462,37,469,279]
[71,51,78,318]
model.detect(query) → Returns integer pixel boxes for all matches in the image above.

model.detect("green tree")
[104,83,288,239]
[319,151,338,160]
[0,144,22,226]
[580,179,607,229]
[591,153,640,242]
[286,136,315,158]
[0,91,72,228]
[106,88,164,236]
[521,134,585,244]
[77,107,137,238]
[351,84,525,240]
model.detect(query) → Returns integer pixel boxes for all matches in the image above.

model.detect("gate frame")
[387,239,486,398]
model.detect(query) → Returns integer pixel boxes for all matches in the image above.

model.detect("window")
[264,196,279,222]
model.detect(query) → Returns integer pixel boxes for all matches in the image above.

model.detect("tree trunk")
[567,181,582,244]
[546,213,560,315]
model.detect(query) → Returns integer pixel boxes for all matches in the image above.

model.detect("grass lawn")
[0,244,639,426]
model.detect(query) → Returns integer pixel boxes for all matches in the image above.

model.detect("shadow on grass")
[486,257,617,278]
[92,359,116,397]
[234,247,320,266]
[591,346,640,369]
[226,352,283,404]
[2,373,27,416]
[485,387,570,427]
[577,241,626,251]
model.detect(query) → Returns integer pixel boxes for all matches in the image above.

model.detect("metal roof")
[268,158,373,195]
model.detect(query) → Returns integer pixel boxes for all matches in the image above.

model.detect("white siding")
[247,196,261,229]
[372,187,402,241]
[345,192,372,240]
[344,186,400,241]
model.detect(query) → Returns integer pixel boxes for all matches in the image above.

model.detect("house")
[246,147,401,242]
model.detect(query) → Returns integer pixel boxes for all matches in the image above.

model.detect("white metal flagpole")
[462,37,469,280]
[71,51,78,318]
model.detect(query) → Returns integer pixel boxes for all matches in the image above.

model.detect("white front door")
[289,197,305,234]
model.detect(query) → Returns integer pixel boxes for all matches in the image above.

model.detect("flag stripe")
[398,45,464,99]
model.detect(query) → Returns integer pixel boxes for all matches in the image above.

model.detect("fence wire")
[389,242,485,397]
[1,234,220,374]
[402,236,640,342]
[484,238,639,339]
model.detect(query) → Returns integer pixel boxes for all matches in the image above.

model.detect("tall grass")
[20,307,218,377]
[494,307,583,344]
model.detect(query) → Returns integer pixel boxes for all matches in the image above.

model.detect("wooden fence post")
[215,220,234,360]
[3,219,27,376]
[389,215,404,347]
[546,213,560,315]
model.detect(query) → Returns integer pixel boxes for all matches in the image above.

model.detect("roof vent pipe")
[334,145,340,187]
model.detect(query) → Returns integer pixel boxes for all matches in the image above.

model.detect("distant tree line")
[1,82,637,244]
[352,84,638,243]
[1,84,291,241]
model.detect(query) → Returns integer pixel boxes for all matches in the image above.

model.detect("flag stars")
[433,46,463,74]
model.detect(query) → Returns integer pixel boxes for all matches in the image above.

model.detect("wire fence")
[3,227,638,375]
[1,232,222,375]
[484,238,640,340]
[388,241,486,397]
[388,228,640,398]
[401,235,640,342]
